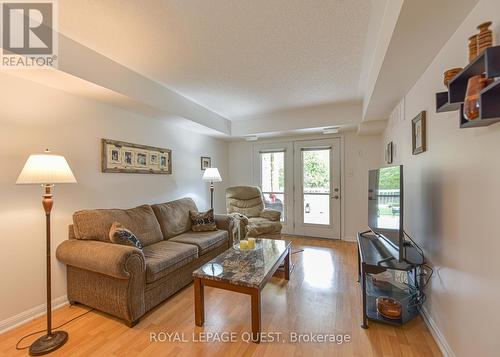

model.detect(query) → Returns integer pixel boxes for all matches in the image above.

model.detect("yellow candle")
[247,238,256,249]
[239,240,248,250]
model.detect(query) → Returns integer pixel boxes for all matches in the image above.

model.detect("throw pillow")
[190,209,217,232]
[109,222,143,250]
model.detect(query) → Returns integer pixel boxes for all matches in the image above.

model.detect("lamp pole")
[43,185,54,337]
[210,182,214,209]
[29,184,69,356]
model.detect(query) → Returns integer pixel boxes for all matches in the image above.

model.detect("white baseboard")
[420,306,455,357]
[0,295,69,334]
[342,236,357,242]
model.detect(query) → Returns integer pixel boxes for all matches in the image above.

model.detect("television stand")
[357,231,424,329]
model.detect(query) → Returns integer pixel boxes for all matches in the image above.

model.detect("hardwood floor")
[0,236,442,357]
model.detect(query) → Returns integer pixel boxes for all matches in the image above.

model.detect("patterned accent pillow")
[190,209,217,232]
[109,222,143,250]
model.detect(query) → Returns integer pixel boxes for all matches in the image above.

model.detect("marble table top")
[193,238,291,289]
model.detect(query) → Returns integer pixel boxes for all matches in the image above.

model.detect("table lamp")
[16,150,77,356]
[202,167,222,209]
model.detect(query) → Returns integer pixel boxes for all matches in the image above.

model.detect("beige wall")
[228,132,382,240]
[382,0,500,355]
[0,73,229,327]
[343,132,382,240]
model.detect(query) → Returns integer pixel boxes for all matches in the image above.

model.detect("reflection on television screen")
[369,166,400,229]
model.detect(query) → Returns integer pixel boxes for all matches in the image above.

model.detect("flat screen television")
[368,165,405,261]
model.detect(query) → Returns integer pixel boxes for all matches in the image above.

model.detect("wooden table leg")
[194,277,204,326]
[250,289,261,343]
[284,248,290,281]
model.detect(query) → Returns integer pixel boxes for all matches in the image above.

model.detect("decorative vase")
[477,21,493,54]
[463,74,491,120]
[443,67,462,87]
[468,34,478,62]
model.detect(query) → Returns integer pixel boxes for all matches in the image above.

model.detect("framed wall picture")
[412,111,426,155]
[149,152,159,166]
[135,150,148,168]
[385,141,394,164]
[107,146,122,164]
[122,149,134,167]
[201,156,211,170]
[102,139,172,174]
[159,153,170,171]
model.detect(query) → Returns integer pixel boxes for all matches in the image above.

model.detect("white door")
[293,139,341,239]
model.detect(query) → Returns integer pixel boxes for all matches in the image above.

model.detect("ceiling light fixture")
[245,136,258,141]
[322,127,340,135]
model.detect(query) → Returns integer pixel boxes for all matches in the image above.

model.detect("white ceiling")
[8,0,479,138]
[58,0,371,119]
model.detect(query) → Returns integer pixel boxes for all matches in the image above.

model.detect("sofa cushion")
[143,241,198,283]
[73,205,163,247]
[152,198,198,239]
[170,230,228,255]
[190,209,217,232]
[247,217,282,236]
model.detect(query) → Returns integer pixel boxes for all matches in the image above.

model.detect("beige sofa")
[56,197,236,326]
[225,186,282,239]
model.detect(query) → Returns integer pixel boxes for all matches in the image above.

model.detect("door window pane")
[260,151,285,221]
[302,149,330,225]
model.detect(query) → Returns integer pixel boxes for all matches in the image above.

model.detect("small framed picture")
[201,156,211,170]
[123,150,134,166]
[385,142,394,164]
[107,146,122,165]
[149,152,159,166]
[160,153,170,170]
[136,151,148,167]
[412,111,426,155]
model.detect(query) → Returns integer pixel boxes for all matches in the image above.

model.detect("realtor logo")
[1,1,58,68]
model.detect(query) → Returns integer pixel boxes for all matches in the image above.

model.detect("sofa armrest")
[260,208,281,221]
[56,239,145,279]
[214,214,233,231]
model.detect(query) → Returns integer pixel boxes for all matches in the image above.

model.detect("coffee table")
[193,238,291,343]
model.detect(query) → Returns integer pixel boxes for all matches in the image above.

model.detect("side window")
[260,151,285,221]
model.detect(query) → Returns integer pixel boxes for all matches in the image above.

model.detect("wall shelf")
[436,91,461,113]
[480,79,500,119]
[436,45,500,128]
[449,46,500,103]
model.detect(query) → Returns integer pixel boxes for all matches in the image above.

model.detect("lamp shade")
[16,151,77,185]
[202,167,222,182]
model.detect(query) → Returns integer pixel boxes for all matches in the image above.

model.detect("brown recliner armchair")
[225,186,282,239]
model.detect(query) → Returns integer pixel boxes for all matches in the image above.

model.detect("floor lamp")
[16,150,77,356]
[202,167,222,209]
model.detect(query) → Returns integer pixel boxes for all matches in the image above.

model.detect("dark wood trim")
[250,290,261,343]
[201,279,256,295]
[194,277,204,327]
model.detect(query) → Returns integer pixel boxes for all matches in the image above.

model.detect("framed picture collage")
[101,139,172,174]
